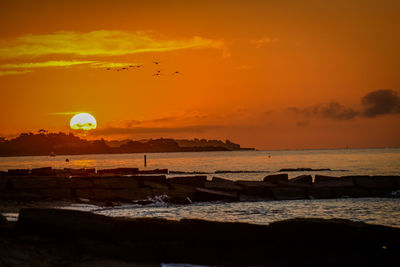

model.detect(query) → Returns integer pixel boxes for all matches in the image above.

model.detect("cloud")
[296,121,309,127]
[0,70,33,76]
[0,60,95,69]
[288,101,358,120]
[288,89,400,121]
[251,37,279,48]
[0,30,226,58]
[361,89,400,117]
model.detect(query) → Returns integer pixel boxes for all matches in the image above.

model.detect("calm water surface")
[1,148,399,180]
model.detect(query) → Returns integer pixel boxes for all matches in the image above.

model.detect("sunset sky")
[0,0,399,149]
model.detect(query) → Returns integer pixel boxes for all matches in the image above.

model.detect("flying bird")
[172,71,181,75]
[153,61,160,65]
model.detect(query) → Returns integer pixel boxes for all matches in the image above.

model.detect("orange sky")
[0,0,399,149]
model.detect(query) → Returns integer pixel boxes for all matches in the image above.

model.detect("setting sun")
[70,113,97,131]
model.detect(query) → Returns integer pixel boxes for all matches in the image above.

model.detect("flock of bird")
[105,61,180,77]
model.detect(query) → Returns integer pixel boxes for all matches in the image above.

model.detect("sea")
[1,148,400,228]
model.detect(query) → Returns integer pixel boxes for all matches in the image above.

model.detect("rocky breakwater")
[1,167,399,205]
[0,208,399,266]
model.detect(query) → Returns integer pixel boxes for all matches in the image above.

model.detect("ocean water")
[1,148,399,180]
[1,148,400,227]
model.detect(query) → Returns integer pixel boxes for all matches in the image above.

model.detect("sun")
[70,113,97,131]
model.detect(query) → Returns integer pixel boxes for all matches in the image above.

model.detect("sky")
[0,0,399,149]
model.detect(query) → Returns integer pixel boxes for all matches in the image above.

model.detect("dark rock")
[92,177,140,189]
[64,168,88,176]
[271,187,308,200]
[134,175,167,186]
[289,175,312,185]
[195,187,238,201]
[331,186,370,198]
[76,188,153,201]
[263,173,288,184]
[39,188,72,199]
[352,175,400,189]
[308,187,335,199]
[52,169,70,177]
[58,176,94,188]
[168,175,207,187]
[0,171,7,176]
[7,169,30,176]
[138,169,168,175]
[314,174,340,182]
[31,167,52,176]
[18,208,114,237]
[314,177,355,188]
[97,168,139,175]
[279,168,331,172]
[204,177,242,191]
[10,177,60,189]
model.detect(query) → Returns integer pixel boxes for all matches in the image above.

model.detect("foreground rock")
[0,208,398,266]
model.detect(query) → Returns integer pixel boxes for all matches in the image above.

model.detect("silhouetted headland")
[0,132,254,157]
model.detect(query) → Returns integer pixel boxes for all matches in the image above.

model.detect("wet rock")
[64,168,89,176]
[39,188,73,199]
[352,175,400,189]
[331,186,370,198]
[204,177,242,191]
[134,175,168,186]
[314,174,340,182]
[235,180,275,198]
[97,168,139,175]
[279,168,331,172]
[271,187,308,200]
[263,173,289,184]
[308,187,335,199]
[76,188,153,201]
[92,177,140,189]
[195,187,238,202]
[138,169,168,175]
[168,175,207,187]
[10,177,60,189]
[52,169,70,177]
[314,177,355,188]
[289,175,312,186]
[31,167,53,176]
[58,177,94,188]
[18,208,114,237]
[7,169,30,176]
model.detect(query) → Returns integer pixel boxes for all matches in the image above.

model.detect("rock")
[313,177,355,188]
[64,168,88,176]
[308,187,335,199]
[289,175,312,186]
[352,175,400,189]
[52,169,70,177]
[39,188,72,199]
[138,169,168,175]
[195,187,238,201]
[10,177,60,189]
[0,177,11,190]
[168,176,207,187]
[92,177,140,189]
[279,168,331,172]
[31,167,52,176]
[204,177,242,191]
[235,180,275,198]
[270,187,308,200]
[263,173,288,184]
[18,208,114,237]
[93,188,154,201]
[7,169,30,176]
[97,168,139,175]
[314,175,340,182]
[134,175,168,186]
[331,186,370,198]
[58,177,94,188]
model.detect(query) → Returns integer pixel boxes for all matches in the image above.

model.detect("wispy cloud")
[0,60,95,69]
[251,37,279,48]
[0,30,226,58]
[0,70,33,76]
[91,125,222,136]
